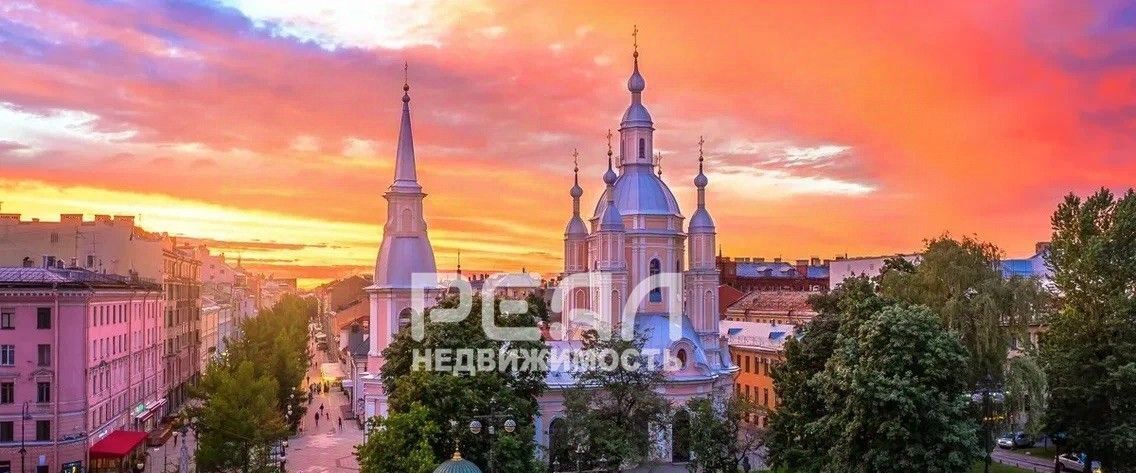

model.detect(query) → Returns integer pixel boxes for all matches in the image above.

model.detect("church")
[358,39,736,465]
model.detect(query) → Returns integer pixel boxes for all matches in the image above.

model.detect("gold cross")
[403,62,409,88]
[606,129,613,156]
[572,148,579,171]
[656,152,663,176]
[632,25,638,53]
[698,135,705,162]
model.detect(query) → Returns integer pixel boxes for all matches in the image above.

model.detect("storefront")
[89,431,148,473]
[131,399,166,432]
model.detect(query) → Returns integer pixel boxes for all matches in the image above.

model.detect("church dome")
[565,215,588,236]
[621,102,653,128]
[592,169,682,219]
[689,208,715,232]
[433,452,482,473]
[373,235,438,289]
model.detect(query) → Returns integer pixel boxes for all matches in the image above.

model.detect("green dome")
[433,452,482,473]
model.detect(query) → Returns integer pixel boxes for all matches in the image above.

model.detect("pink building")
[0,267,163,473]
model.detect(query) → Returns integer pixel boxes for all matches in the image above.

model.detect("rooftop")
[0,267,161,290]
[725,290,819,315]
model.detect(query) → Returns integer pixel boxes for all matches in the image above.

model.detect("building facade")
[717,256,829,293]
[0,267,163,473]
[161,243,200,416]
[721,320,789,429]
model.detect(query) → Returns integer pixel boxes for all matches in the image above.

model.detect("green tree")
[767,276,888,472]
[561,328,669,472]
[815,305,978,473]
[1043,188,1136,472]
[192,361,289,473]
[355,403,440,473]
[878,235,1048,386]
[685,388,764,473]
[1003,355,1047,435]
[376,295,547,473]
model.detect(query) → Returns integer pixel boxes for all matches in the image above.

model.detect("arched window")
[649,258,662,302]
[397,308,415,331]
[638,138,645,159]
[548,418,568,471]
[675,348,687,368]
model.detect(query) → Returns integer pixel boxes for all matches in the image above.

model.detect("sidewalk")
[286,339,361,472]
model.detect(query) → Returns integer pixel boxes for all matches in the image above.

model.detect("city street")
[285,337,361,472]
[147,426,197,473]
[990,448,1056,473]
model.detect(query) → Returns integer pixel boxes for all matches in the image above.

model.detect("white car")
[1056,453,1102,473]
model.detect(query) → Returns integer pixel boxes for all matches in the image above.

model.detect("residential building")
[161,242,200,415]
[722,290,818,325]
[717,256,829,292]
[721,320,792,428]
[0,267,163,472]
[827,253,921,287]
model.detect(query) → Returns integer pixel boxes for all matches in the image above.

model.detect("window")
[0,346,12,366]
[35,420,50,441]
[0,421,13,442]
[763,388,769,406]
[649,258,662,302]
[0,382,12,404]
[36,307,51,329]
[37,382,50,403]
[37,345,51,367]
[0,310,11,329]
[87,254,96,268]
[638,138,645,158]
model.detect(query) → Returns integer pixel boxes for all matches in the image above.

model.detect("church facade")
[359,43,736,465]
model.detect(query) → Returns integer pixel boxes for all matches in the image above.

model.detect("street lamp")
[465,399,517,473]
[575,444,587,473]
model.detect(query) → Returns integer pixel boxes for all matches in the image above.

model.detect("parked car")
[996,432,1035,449]
[1056,453,1102,473]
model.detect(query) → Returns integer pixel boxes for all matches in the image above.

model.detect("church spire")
[564,148,587,237]
[690,135,715,233]
[391,62,421,192]
[599,129,624,231]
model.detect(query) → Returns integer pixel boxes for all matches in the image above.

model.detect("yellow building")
[722,320,793,428]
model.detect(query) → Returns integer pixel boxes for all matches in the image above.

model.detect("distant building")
[722,290,818,326]
[828,253,921,287]
[721,320,793,428]
[0,267,164,472]
[717,256,829,292]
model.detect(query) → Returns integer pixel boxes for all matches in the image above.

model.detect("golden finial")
[698,136,705,163]
[606,129,614,158]
[656,152,663,177]
[632,25,639,58]
[402,62,409,91]
[572,148,579,172]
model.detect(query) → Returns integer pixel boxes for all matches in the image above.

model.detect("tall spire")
[565,148,588,237]
[456,249,462,276]
[391,62,420,192]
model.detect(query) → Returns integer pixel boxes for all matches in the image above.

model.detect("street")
[284,336,361,472]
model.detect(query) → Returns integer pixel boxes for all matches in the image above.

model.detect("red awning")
[89,430,148,458]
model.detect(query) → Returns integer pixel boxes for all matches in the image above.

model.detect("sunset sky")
[2,1,1134,288]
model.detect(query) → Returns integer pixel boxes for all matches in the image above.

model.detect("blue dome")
[621,102,653,128]
[433,453,482,473]
[565,215,588,236]
[593,169,682,219]
[628,68,645,93]
[689,208,715,232]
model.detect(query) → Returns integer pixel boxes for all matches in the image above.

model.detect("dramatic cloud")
[1,1,1133,287]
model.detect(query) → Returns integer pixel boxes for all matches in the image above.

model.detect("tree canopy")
[1043,188,1136,471]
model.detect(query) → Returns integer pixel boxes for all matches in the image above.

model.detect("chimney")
[0,213,20,222]
[811,257,821,266]
[796,259,808,277]
[1035,241,1051,255]
[755,257,765,263]
[60,214,83,224]
[773,257,782,263]
[94,215,112,224]
[113,215,135,227]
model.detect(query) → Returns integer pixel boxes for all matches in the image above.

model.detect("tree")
[1043,188,1136,472]
[561,328,669,472]
[685,388,764,473]
[192,361,289,473]
[374,295,548,472]
[767,276,888,472]
[355,403,440,473]
[1003,355,1047,436]
[878,235,1048,386]
[815,305,978,473]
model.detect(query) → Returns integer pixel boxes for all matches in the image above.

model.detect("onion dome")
[565,149,588,236]
[598,137,625,232]
[689,136,715,233]
[433,451,482,473]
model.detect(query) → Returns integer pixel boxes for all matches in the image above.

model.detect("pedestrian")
[338,417,342,428]
[314,412,319,426]
[325,411,330,420]
[319,403,324,412]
